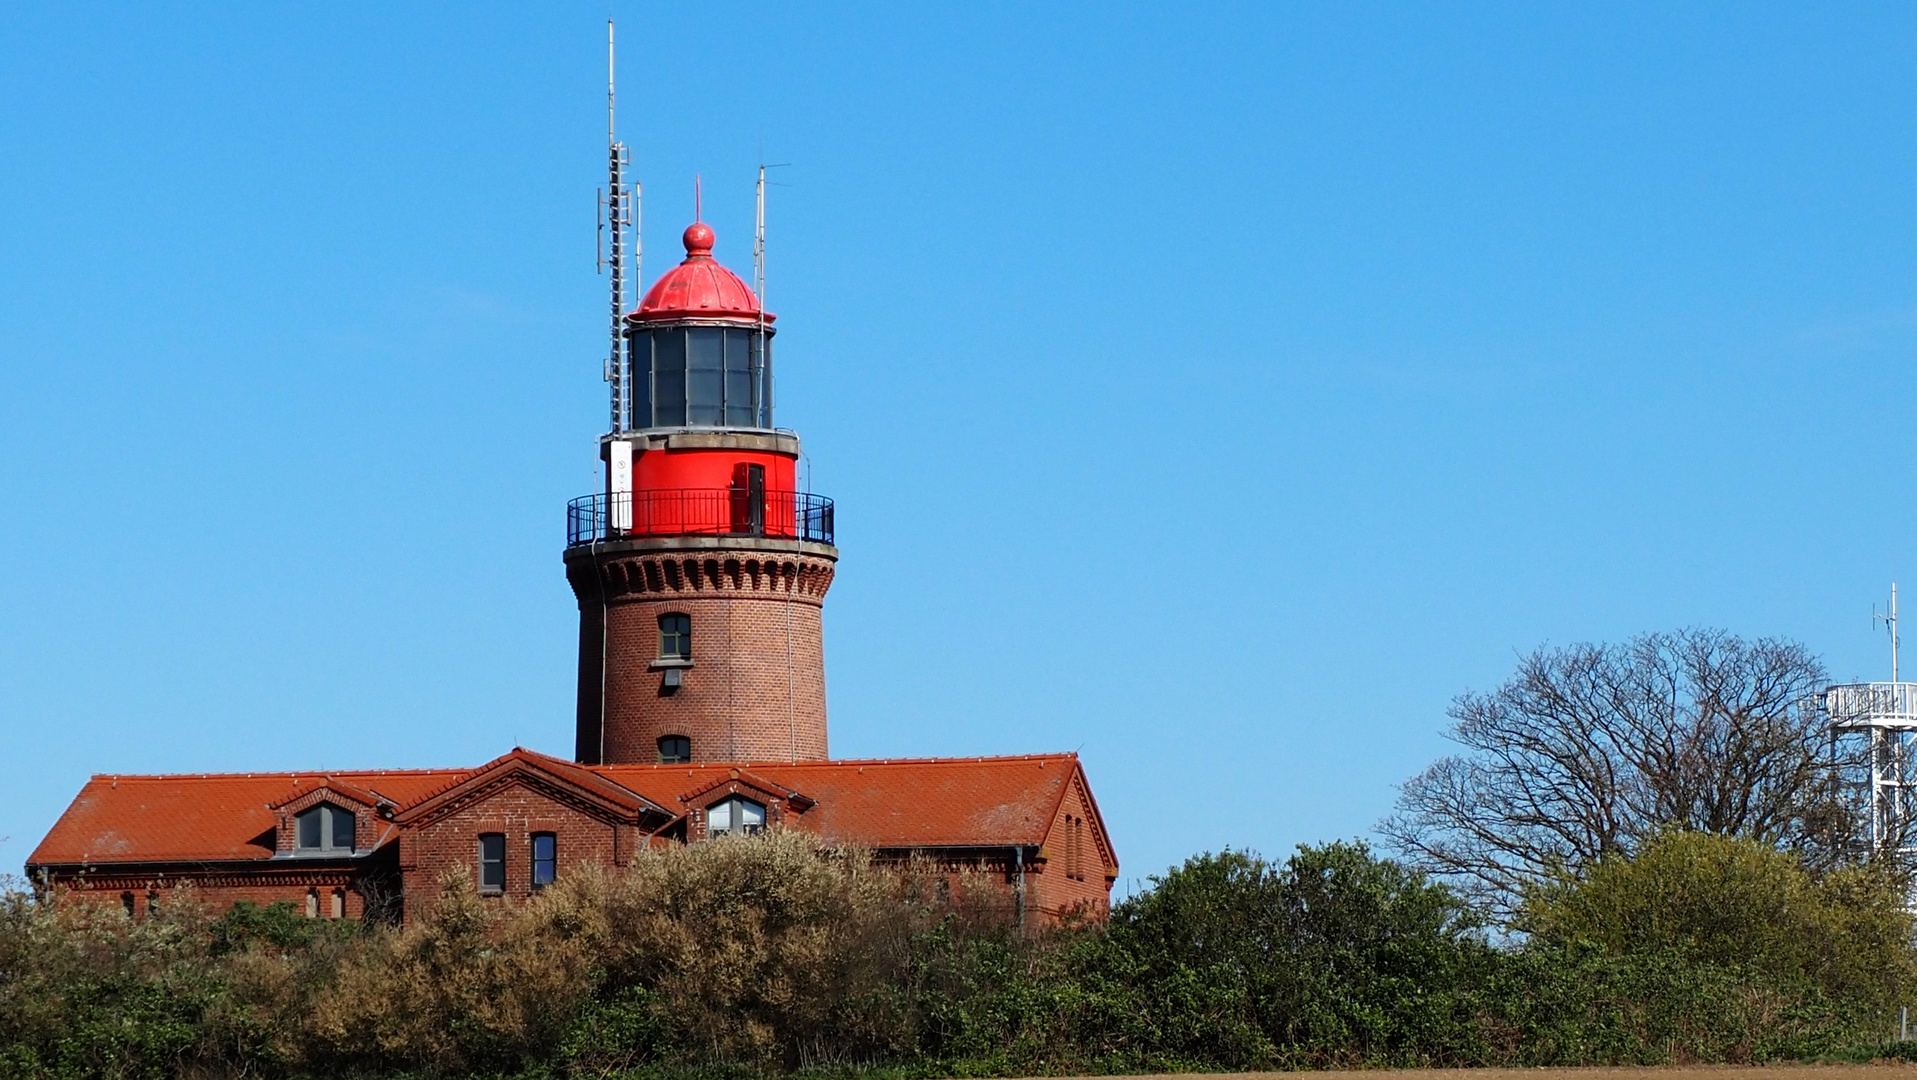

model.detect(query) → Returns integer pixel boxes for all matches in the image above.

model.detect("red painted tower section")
[566,222,836,766]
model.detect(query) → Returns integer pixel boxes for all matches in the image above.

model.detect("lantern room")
[567,217,827,549]
[624,222,776,431]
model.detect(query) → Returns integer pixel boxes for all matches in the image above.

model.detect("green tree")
[1520,830,1916,1009]
[1083,842,1495,1068]
[1382,630,1842,916]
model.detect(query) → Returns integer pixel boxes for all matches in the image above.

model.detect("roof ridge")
[594,752,1077,771]
[93,767,474,782]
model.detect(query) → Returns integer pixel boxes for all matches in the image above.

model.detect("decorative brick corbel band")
[569,552,836,604]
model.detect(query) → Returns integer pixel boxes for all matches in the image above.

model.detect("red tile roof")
[599,754,1086,850]
[29,769,469,866]
[27,752,1110,870]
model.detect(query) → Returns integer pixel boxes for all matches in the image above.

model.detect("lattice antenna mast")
[597,20,635,433]
[1828,583,1917,876]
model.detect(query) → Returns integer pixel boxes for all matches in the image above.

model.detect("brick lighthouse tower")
[563,41,836,770]
[565,214,835,766]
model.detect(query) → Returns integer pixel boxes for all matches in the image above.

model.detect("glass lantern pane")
[631,332,651,427]
[653,330,686,426]
[724,330,754,426]
[687,329,723,425]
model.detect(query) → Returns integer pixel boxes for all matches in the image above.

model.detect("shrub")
[0,882,285,1080]
[593,830,944,1069]
[4,833,1911,1077]
[303,868,603,1075]
[1520,830,1917,1010]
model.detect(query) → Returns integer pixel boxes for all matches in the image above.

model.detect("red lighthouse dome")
[629,223,774,323]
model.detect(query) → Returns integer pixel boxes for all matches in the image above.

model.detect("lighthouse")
[25,25,1119,921]
[564,217,836,766]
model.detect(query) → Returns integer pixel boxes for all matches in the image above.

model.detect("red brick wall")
[41,861,388,921]
[399,779,624,919]
[567,543,835,765]
[1029,777,1116,921]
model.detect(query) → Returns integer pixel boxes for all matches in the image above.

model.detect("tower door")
[730,463,766,536]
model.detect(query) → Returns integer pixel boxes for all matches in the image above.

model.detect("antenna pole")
[755,164,766,315]
[755,164,767,429]
[1877,583,1902,683]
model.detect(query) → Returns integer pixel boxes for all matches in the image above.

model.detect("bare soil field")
[1120,1069,1917,1080]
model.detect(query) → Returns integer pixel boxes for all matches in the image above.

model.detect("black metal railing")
[567,489,834,546]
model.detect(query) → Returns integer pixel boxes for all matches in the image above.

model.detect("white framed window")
[707,796,765,838]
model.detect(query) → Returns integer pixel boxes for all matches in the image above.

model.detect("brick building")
[27,210,1118,925]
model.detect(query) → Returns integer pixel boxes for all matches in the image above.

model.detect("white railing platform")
[1826,682,1917,730]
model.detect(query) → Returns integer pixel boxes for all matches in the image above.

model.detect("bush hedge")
[1,831,1910,1079]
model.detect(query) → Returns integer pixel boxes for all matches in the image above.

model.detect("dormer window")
[295,804,355,854]
[707,796,765,838]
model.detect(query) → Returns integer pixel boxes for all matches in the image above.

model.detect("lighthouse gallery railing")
[567,489,834,546]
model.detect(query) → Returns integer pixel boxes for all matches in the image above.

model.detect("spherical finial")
[683,222,715,258]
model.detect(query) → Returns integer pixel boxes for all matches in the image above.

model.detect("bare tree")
[1379,629,1859,917]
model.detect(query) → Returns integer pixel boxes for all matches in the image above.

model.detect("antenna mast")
[601,20,634,433]
[755,164,767,425]
[1883,583,1902,684]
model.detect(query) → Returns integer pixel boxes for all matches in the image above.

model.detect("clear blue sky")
[5,3,1917,889]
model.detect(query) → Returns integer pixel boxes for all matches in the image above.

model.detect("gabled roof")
[600,754,1095,852]
[673,767,813,810]
[394,748,671,829]
[268,779,384,812]
[28,768,469,866]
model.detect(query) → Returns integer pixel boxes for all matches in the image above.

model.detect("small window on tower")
[658,735,691,763]
[659,613,691,660]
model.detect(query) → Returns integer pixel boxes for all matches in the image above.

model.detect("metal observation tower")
[1824,584,1917,861]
